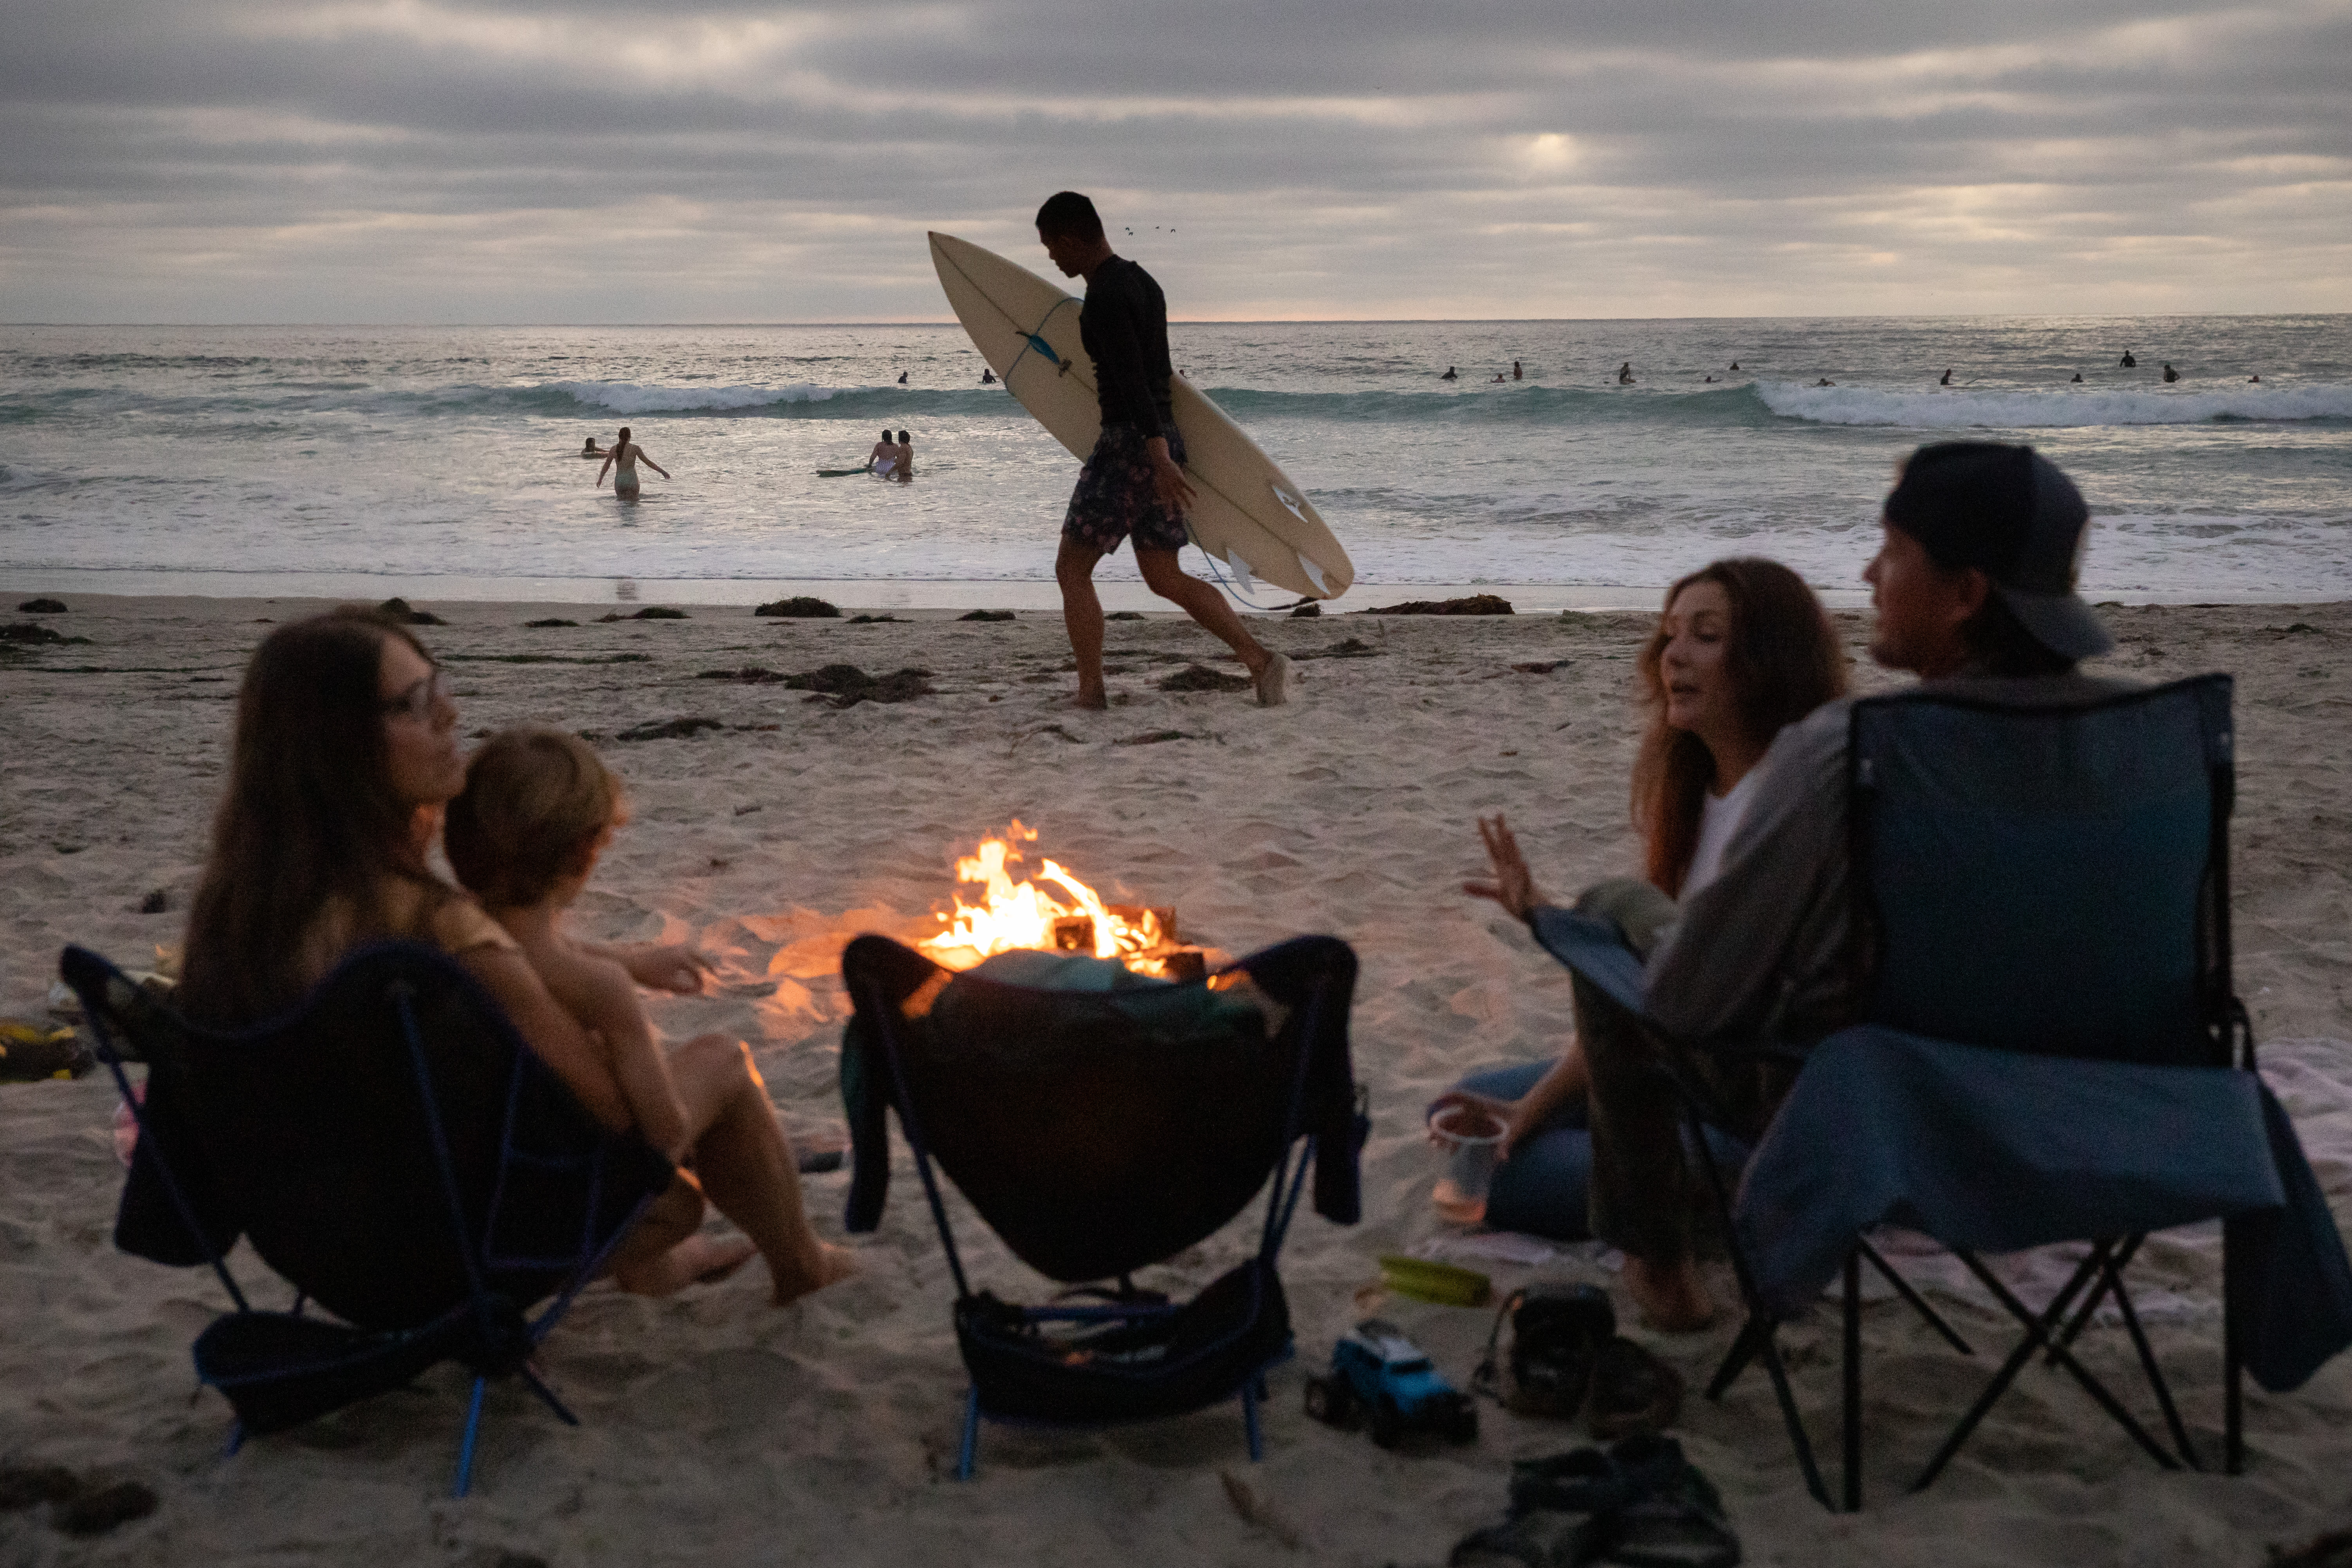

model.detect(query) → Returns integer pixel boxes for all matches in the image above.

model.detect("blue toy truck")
[1304,1319,1478,1447]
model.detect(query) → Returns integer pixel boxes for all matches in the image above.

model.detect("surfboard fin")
[1225,549,1256,595]
[1297,554,1330,595]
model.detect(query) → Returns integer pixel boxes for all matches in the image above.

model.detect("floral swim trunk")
[1061,424,1190,555]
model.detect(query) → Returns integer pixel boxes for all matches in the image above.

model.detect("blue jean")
[1440,1061,1747,1243]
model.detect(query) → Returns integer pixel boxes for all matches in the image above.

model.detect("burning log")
[920,825,1207,980]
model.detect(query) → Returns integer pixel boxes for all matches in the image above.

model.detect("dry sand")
[3,593,2349,1566]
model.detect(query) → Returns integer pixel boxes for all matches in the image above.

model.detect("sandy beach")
[4,591,2348,1566]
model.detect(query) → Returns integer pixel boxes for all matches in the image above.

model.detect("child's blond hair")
[446,727,626,909]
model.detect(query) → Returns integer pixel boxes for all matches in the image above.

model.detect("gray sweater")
[1643,670,2140,1049]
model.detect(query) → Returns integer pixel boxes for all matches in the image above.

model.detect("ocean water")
[2,316,2347,605]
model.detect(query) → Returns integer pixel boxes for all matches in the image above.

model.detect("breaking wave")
[1757,381,2352,429]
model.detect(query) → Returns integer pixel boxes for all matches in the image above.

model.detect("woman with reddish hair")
[1435,559,1848,1262]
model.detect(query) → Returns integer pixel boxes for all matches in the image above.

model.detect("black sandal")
[1599,1436,1740,1568]
[1450,1508,1614,1568]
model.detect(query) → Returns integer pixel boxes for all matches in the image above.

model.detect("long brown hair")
[180,608,449,1023]
[1631,558,1849,896]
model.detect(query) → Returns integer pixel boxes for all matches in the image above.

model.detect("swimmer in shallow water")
[582,437,604,457]
[1813,377,1836,387]
[2163,363,2179,383]
[2072,373,2083,383]
[1513,361,1523,381]
[1616,362,1634,385]
[1939,368,1952,386]
[2121,350,2137,367]
[1441,366,1458,381]
[893,430,914,481]
[866,428,898,477]
[981,368,996,384]
[595,427,668,499]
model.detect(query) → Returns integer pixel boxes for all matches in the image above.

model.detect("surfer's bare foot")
[1073,686,1109,711]
[1253,653,1295,707]
[613,1234,757,1297]
[772,1241,859,1306]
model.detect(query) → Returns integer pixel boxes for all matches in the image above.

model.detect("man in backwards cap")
[1577,443,2128,1330]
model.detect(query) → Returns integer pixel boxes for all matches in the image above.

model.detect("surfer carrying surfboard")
[1035,191,1293,709]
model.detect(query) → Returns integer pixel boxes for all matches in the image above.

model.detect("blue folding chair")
[1534,675,2352,1508]
[839,935,1364,1478]
[64,941,674,1497]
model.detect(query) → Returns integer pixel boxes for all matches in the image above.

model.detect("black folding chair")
[65,941,673,1497]
[839,935,1364,1478]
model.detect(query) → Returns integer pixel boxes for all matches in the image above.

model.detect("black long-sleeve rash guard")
[1079,256,1175,442]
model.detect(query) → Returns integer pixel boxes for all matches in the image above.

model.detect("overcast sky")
[5,0,2349,322]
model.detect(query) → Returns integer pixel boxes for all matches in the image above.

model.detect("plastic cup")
[1428,1104,1506,1226]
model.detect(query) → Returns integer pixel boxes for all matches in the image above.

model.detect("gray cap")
[1883,442,2112,660]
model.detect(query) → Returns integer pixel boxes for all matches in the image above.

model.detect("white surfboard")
[929,232,1355,602]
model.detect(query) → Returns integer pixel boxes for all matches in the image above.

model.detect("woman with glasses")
[179,606,853,1306]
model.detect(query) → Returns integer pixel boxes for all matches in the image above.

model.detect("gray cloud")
[2,0,2347,320]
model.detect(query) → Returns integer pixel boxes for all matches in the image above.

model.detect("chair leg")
[453,1376,489,1500]
[1914,1251,2177,1492]
[518,1364,581,1428]
[1857,1238,1974,1357]
[1705,1313,1771,1401]
[1757,1328,1834,1511]
[2051,1236,2139,1358]
[1680,1099,1829,1510]
[956,1387,981,1482]
[1242,1377,1265,1462]
[2098,1266,2197,1470]
[2224,1223,2245,1476]
[1843,1249,1862,1513]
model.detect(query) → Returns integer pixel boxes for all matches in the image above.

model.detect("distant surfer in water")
[897,371,909,385]
[2072,373,2084,383]
[893,430,914,481]
[981,368,996,384]
[1813,378,1836,387]
[2121,351,2137,368]
[595,427,667,500]
[1728,361,1740,372]
[582,437,604,457]
[867,428,898,477]
[1513,361,1523,381]
[1035,190,1291,709]
[1441,366,1459,381]
[1616,362,1634,385]
[1939,368,1952,386]
[2163,363,2180,383]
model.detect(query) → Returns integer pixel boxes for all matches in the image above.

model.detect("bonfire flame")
[919,821,1169,971]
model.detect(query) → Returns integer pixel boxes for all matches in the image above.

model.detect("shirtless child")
[446,727,853,1301]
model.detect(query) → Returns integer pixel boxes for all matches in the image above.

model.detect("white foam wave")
[1757,381,2352,429]
[548,379,843,413]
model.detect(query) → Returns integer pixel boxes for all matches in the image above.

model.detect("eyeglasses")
[380,669,452,724]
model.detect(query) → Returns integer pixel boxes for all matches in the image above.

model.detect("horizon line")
[7,310,2347,330]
